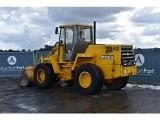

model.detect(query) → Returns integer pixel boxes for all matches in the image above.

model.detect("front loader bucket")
[18,66,35,87]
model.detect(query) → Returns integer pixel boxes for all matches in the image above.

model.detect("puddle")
[16,103,38,112]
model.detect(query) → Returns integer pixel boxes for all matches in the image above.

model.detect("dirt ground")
[1,76,160,113]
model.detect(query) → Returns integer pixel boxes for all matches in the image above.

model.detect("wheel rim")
[37,69,45,83]
[79,71,91,88]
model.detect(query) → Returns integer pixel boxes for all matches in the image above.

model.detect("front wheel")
[74,64,104,95]
[34,63,57,89]
[104,76,129,90]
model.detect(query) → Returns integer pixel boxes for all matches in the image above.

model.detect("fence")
[129,48,160,83]
[0,52,34,77]
[0,49,160,83]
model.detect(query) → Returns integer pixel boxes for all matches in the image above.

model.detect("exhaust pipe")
[93,21,96,44]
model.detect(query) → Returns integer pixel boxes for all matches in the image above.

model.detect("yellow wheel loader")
[19,21,137,95]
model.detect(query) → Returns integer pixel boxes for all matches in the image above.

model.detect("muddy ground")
[0,77,160,113]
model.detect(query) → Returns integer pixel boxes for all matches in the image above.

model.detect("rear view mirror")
[55,27,59,34]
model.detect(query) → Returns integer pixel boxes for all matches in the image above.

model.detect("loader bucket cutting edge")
[18,66,35,87]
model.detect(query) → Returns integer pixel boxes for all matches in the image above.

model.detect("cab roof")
[59,23,93,28]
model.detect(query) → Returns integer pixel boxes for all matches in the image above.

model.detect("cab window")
[78,26,91,42]
[60,28,65,43]
[65,27,74,53]
[66,27,74,44]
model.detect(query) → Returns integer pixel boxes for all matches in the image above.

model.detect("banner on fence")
[0,52,33,77]
[130,48,160,83]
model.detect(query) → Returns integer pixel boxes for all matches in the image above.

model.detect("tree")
[21,49,27,52]
[38,44,52,51]
[28,49,32,52]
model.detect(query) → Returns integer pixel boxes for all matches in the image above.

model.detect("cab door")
[64,27,75,61]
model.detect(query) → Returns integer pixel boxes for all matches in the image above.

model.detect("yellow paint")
[79,71,92,88]
[35,43,136,81]
[59,23,92,28]
[20,23,137,85]
[36,69,45,83]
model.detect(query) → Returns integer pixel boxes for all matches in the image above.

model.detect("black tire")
[34,63,57,89]
[74,63,104,95]
[104,76,129,90]
[121,76,129,88]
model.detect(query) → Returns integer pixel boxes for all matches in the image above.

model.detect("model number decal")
[106,47,119,54]
[101,55,114,59]
[113,47,119,51]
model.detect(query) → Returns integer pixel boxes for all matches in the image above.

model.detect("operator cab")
[56,24,94,61]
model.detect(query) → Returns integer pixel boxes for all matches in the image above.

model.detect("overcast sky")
[0,7,160,50]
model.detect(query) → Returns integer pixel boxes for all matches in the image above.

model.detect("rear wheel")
[104,76,129,90]
[74,63,104,95]
[121,76,129,88]
[34,63,57,89]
